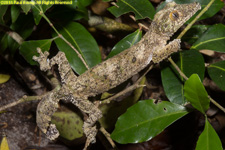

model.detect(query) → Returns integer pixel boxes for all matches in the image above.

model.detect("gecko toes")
[46,124,60,140]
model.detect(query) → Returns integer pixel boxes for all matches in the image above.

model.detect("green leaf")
[184,74,210,114]
[161,50,205,105]
[191,24,225,52]
[76,0,93,8]
[196,118,222,150]
[0,5,8,24]
[0,34,8,53]
[19,39,52,65]
[53,22,101,75]
[108,0,155,20]
[208,61,225,91]
[32,5,52,25]
[0,135,9,150]
[111,100,188,144]
[51,108,84,140]
[107,29,142,58]
[0,74,10,84]
[47,0,92,22]
[182,25,209,45]
[8,13,34,54]
[49,6,85,21]
[20,1,32,14]
[11,5,20,23]
[195,0,224,20]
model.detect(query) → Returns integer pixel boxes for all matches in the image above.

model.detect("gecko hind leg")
[67,95,102,149]
[36,91,60,140]
[49,51,77,84]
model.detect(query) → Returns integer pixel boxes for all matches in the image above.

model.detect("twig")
[169,58,225,113]
[6,31,24,45]
[101,65,153,104]
[0,83,61,112]
[101,84,145,104]
[169,56,225,114]
[58,35,89,70]
[170,59,225,113]
[0,24,24,45]
[168,56,225,113]
[168,0,225,113]
[208,96,225,114]
[37,6,90,70]
[169,0,216,73]
[169,0,216,76]
[168,57,188,80]
[99,127,117,149]
[0,95,41,112]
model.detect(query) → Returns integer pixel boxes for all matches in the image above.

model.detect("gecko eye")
[169,10,179,21]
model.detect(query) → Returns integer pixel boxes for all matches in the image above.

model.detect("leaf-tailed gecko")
[33,2,201,149]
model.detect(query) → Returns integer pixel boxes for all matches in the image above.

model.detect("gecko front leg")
[152,39,181,63]
[33,48,77,84]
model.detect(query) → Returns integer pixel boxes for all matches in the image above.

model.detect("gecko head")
[152,2,201,37]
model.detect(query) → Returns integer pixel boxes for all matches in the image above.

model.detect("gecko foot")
[83,123,98,150]
[46,124,60,140]
[33,48,51,71]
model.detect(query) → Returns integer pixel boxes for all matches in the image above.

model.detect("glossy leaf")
[0,5,8,24]
[184,74,210,114]
[161,50,205,105]
[53,22,101,75]
[11,5,20,23]
[0,74,10,84]
[19,39,52,65]
[111,100,188,144]
[108,0,155,20]
[182,25,209,45]
[32,4,52,25]
[51,110,84,140]
[195,118,222,150]
[107,29,142,58]
[208,61,225,91]
[191,24,225,52]
[194,0,224,21]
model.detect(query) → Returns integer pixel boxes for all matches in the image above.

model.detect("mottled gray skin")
[33,2,201,149]
[70,2,201,97]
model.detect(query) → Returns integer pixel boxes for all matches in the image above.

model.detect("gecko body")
[33,2,201,149]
